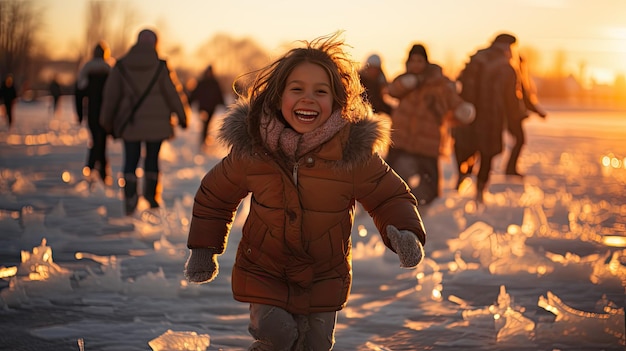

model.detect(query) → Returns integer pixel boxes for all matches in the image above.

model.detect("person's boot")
[124,173,138,215]
[144,172,160,208]
[97,161,113,186]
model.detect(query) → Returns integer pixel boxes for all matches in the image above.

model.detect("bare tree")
[194,33,270,94]
[107,1,137,58]
[81,1,109,63]
[0,0,44,83]
[79,0,137,65]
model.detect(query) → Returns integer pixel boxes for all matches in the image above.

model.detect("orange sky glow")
[43,0,626,85]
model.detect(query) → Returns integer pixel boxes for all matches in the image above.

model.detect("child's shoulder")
[218,101,251,152]
[340,113,391,168]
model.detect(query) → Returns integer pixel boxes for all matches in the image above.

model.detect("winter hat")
[366,54,382,67]
[493,33,517,45]
[93,41,109,59]
[408,44,428,62]
[137,29,158,46]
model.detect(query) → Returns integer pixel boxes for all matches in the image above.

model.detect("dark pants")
[52,96,60,112]
[385,148,439,206]
[123,140,163,212]
[452,126,477,185]
[86,118,109,181]
[3,101,14,126]
[505,118,525,174]
[123,140,162,174]
[199,108,216,145]
[453,126,496,201]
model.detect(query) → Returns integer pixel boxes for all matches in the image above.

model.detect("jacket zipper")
[292,161,299,186]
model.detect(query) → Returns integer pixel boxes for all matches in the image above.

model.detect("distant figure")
[49,75,62,114]
[358,54,392,115]
[75,41,113,185]
[188,64,225,148]
[504,55,547,177]
[184,33,425,351]
[386,43,475,206]
[1,74,18,127]
[100,28,190,215]
[454,33,520,202]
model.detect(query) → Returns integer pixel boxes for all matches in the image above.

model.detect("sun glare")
[602,235,626,248]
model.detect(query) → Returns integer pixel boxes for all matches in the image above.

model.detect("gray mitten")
[386,225,424,268]
[184,248,219,283]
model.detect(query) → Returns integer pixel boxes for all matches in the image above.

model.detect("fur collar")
[218,100,391,169]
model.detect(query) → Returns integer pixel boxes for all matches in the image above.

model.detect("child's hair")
[240,32,369,146]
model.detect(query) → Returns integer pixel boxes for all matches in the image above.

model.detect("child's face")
[406,54,427,75]
[281,62,334,134]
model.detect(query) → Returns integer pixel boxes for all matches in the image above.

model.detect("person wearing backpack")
[453,33,520,203]
[100,29,190,215]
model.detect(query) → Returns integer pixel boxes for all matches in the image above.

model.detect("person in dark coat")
[1,74,18,128]
[100,28,190,215]
[358,54,392,116]
[453,33,520,202]
[75,41,113,185]
[189,65,225,148]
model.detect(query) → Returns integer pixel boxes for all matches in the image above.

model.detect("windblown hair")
[237,32,369,147]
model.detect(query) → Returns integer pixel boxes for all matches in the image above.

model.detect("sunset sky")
[42,0,626,84]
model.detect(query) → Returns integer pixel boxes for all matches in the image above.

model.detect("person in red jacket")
[184,32,426,351]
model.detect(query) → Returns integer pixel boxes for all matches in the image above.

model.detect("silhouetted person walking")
[504,55,547,177]
[100,28,190,215]
[1,74,17,128]
[189,65,225,149]
[454,33,520,202]
[49,75,62,115]
[75,41,113,185]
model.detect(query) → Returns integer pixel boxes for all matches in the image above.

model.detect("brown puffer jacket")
[187,101,426,315]
[100,43,189,141]
[388,64,466,158]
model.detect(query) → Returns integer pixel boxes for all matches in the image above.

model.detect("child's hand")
[386,225,424,268]
[184,248,219,283]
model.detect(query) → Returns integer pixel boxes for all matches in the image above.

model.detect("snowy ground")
[0,97,624,351]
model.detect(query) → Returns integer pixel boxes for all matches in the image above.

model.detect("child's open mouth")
[295,110,318,122]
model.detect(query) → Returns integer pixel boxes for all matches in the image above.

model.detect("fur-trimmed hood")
[218,100,392,168]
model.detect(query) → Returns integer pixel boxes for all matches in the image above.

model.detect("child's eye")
[316,89,329,95]
[290,87,302,92]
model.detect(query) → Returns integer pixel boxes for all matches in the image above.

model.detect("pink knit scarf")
[260,110,347,160]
